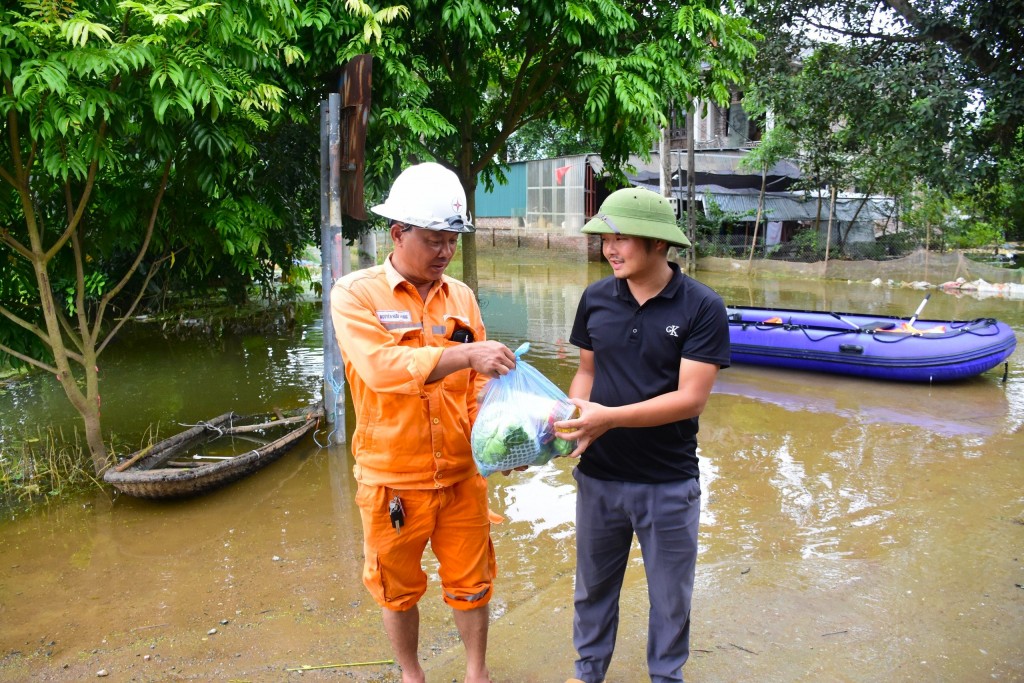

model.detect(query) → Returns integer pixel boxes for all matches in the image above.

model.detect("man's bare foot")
[464,666,492,683]
[400,665,426,683]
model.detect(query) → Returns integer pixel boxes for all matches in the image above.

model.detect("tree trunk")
[358,231,377,268]
[747,165,768,269]
[33,257,109,473]
[79,389,108,474]
[824,185,836,268]
[458,153,479,293]
[660,126,671,197]
[7,148,169,476]
[814,187,824,255]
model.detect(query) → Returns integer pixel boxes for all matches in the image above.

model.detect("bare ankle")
[401,667,426,683]
[464,665,492,683]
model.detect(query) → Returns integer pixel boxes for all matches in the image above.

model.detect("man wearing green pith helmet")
[554,187,731,683]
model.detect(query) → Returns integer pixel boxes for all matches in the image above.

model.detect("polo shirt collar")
[384,254,450,295]
[613,261,685,302]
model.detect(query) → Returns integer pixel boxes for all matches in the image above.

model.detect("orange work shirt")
[330,256,489,489]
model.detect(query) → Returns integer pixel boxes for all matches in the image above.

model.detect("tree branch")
[0,163,17,189]
[70,228,93,348]
[93,154,172,337]
[55,304,86,357]
[0,226,33,260]
[0,342,58,375]
[4,78,25,184]
[473,98,564,178]
[0,302,54,346]
[883,0,999,77]
[98,249,178,355]
[2,81,37,261]
[473,51,573,177]
[63,177,76,228]
[799,17,919,44]
[43,118,108,264]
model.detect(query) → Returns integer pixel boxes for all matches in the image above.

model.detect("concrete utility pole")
[660,126,671,197]
[686,101,697,272]
[320,95,345,438]
[320,56,371,439]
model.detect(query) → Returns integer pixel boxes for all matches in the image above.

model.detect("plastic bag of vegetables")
[471,343,578,476]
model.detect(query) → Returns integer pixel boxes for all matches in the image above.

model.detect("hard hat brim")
[371,205,475,233]
[582,212,691,248]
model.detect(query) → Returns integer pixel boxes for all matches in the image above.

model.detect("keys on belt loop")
[389,494,405,534]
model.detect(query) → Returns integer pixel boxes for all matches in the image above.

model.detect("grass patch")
[0,424,169,512]
[0,427,108,509]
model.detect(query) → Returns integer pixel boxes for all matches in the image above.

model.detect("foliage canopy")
[0,0,317,470]
[745,0,1024,242]
[330,0,759,286]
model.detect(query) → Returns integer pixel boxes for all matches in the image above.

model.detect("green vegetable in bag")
[470,343,578,476]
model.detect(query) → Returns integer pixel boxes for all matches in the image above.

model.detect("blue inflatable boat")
[726,305,1018,382]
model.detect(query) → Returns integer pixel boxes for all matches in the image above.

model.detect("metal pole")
[659,126,670,197]
[320,95,346,438]
[329,93,348,279]
[686,100,696,272]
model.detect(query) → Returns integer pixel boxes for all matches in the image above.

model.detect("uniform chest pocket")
[390,326,424,347]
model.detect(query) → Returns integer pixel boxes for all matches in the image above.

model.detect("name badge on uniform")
[377,310,413,324]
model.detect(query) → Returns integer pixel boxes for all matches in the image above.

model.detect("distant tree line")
[742,0,1023,248]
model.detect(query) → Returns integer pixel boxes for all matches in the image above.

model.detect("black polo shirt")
[569,262,730,483]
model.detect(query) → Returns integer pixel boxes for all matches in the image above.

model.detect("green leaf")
[59,12,115,47]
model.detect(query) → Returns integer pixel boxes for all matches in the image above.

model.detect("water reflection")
[713,365,1011,437]
[496,468,576,539]
[0,253,1022,681]
[0,325,325,449]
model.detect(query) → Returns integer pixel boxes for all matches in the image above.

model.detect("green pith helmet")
[582,187,691,248]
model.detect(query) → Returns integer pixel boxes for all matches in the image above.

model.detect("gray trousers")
[572,469,701,683]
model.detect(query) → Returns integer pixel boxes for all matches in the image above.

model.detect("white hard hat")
[371,162,474,232]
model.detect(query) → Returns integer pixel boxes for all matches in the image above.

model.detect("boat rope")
[176,420,226,436]
[869,318,1000,344]
[734,317,1001,345]
[315,373,346,447]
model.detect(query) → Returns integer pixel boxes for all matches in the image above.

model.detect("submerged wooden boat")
[104,403,324,499]
[727,306,1017,382]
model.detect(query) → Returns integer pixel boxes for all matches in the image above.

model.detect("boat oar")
[113,444,154,472]
[907,293,931,327]
[829,312,860,331]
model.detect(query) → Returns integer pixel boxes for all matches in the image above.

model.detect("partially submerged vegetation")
[0,297,318,513]
[0,427,106,510]
[128,297,320,339]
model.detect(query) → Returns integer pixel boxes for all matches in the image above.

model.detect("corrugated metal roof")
[630,151,801,179]
[703,192,893,222]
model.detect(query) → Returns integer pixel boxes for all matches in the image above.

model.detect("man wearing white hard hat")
[331,162,516,683]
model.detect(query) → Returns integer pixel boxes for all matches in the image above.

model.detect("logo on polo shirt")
[666,324,679,337]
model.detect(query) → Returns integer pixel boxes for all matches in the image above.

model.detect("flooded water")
[1,252,1022,682]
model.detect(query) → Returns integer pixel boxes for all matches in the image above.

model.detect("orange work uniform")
[330,256,495,611]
